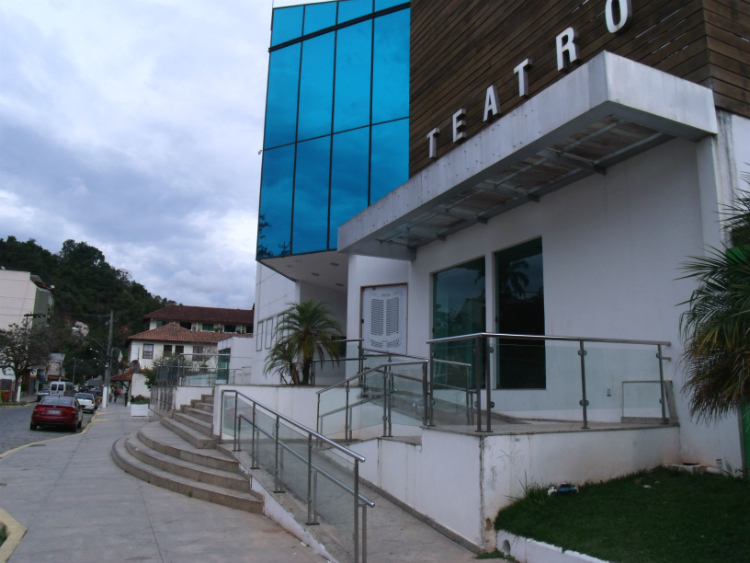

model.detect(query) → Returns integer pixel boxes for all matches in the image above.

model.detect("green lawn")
[494,467,750,563]
[0,524,6,547]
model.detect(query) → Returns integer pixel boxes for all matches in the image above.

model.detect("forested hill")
[0,236,171,378]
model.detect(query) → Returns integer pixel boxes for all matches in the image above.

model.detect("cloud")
[0,0,272,308]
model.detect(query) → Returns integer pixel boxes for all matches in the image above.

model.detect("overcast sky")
[0,0,289,309]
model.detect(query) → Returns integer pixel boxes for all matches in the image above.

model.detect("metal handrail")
[427,331,671,347]
[428,332,672,432]
[316,360,428,395]
[224,389,366,462]
[239,413,374,507]
[362,348,429,361]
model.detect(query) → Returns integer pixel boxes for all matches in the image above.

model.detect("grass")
[0,401,27,407]
[0,524,6,547]
[494,467,750,563]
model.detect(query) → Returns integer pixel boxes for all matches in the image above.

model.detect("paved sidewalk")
[0,402,325,563]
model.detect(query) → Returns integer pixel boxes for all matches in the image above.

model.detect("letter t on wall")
[556,27,580,71]
[427,127,440,160]
[513,59,532,98]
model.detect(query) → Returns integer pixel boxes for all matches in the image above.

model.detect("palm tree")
[264,300,343,386]
[680,191,750,421]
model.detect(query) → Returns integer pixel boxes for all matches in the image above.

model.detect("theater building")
[251,0,750,549]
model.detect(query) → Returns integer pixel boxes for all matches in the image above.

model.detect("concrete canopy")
[337,52,718,260]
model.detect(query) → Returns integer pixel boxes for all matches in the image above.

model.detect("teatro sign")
[426,0,634,160]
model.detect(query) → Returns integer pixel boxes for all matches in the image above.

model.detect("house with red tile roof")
[144,305,254,335]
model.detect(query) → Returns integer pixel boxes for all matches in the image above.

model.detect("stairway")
[112,392,263,513]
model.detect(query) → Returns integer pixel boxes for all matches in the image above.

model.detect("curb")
[496,531,610,563]
[0,507,27,563]
[0,412,97,460]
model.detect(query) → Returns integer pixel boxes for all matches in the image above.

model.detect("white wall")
[217,335,255,384]
[341,137,742,469]
[0,271,52,330]
[351,425,680,551]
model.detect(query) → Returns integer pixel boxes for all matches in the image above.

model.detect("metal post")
[361,502,368,563]
[306,435,316,525]
[382,369,388,438]
[475,337,483,432]
[233,392,239,451]
[237,415,242,451]
[387,370,393,438]
[358,339,364,376]
[219,390,225,444]
[251,403,259,468]
[657,344,668,424]
[312,470,319,524]
[354,460,360,563]
[421,362,428,426]
[428,343,435,426]
[345,381,351,442]
[485,336,492,433]
[274,415,284,493]
[578,341,589,430]
[316,393,321,434]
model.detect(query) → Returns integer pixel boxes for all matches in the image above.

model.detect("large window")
[433,258,486,387]
[258,1,410,259]
[496,239,545,389]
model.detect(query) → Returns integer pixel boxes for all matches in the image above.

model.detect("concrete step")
[200,393,214,404]
[172,411,213,437]
[161,417,216,449]
[192,401,214,413]
[125,434,252,493]
[138,422,240,473]
[112,437,262,514]
[181,406,213,424]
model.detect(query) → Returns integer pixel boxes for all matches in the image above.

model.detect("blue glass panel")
[298,34,335,142]
[304,2,337,34]
[375,0,405,11]
[334,22,372,133]
[372,9,410,123]
[293,137,331,253]
[329,127,369,248]
[370,118,408,203]
[258,146,295,258]
[337,0,373,23]
[264,45,301,149]
[272,7,303,46]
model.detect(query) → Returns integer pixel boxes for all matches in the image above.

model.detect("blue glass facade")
[258,1,410,259]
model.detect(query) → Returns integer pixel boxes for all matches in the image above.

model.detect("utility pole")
[103,310,113,409]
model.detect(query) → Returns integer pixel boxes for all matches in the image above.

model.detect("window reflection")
[293,137,331,254]
[330,128,370,248]
[298,33,335,141]
[373,9,410,123]
[370,118,408,203]
[338,0,373,23]
[304,2,337,35]
[258,146,295,258]
[272,6,303,46]
[264,45,301,149]
[433,258,487,388]
[334,21,372,133]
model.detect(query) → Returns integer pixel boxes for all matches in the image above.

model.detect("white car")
[75,393,97,413]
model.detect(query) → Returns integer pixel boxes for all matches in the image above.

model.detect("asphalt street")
[0,402,94,455]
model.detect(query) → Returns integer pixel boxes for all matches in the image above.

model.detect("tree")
[264,300,343,386]
[680,191,750,421]
[0,323,56,390]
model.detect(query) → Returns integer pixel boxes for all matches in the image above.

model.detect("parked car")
[30,395,83,432]
[36,388,50,402]
[75,393,97,413]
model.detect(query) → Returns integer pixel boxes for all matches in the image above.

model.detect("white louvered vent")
[362,286,406,355]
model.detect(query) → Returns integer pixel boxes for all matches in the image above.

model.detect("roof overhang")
[337,52,718,260]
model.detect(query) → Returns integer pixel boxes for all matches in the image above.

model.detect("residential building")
[0,269,54,392]
[128,323,229,371]
[249,0,750,550]
[145,304,254,334]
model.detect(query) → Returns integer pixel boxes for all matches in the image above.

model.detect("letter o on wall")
[605,0,632,34]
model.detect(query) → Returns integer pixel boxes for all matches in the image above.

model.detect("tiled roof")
[128,323,229,344]
[145,305,254,325]
[111,370,134,382]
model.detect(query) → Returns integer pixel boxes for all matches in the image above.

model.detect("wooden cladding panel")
[409,0,750,177]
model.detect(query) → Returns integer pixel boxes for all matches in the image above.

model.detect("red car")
[30,395,83,432]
